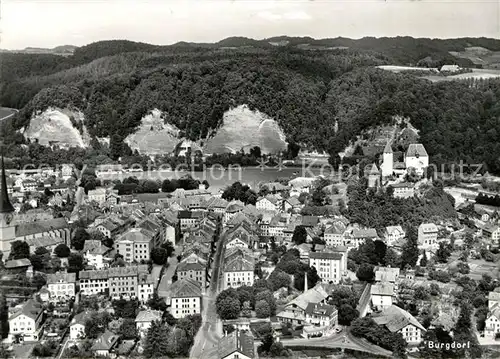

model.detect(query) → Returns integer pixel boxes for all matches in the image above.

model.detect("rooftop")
[372,305,425,332]
[218,330,255,359]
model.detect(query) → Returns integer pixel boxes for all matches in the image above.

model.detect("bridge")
[280,332,393,357]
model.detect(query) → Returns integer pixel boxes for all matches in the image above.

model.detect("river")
[97,166,336,192]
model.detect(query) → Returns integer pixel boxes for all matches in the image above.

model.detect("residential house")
[256,195,281,212]
[482,224,500,244]
[283,196,302,213]
[304,303,338,328]
[116,227,155,263]
[69,311,88,340]
[372,305,426,344]
[223,256,255,290]
[224,201,245,224]
[489,291,500,310]
[79,265,148,298]
[390,182,415,199]
[343,226,378,248]
[177,260,207,291]
[87,187,107,205]
[83,239,111,270]
[324,222,346,247]
[217,330,255,359]
[276,283,329,326]
[418,223,438,249]
[384,226,406,246]
[486,304,500,336]
[138,272,155,303]
[46,272,76,302]
[91,330,119,357]
[178,211,204,231]
[371,283,395,311]
[167,278,202,319]
[8,299,44,342]
[135,310,162,337]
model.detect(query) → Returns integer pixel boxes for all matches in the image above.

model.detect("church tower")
[0,155,16,257]
[381,142,394,177]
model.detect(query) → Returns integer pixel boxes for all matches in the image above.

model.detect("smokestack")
[304,271,308,292]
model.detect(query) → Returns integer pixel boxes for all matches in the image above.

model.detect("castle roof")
[383,142,393,154]
[406,144,428,158]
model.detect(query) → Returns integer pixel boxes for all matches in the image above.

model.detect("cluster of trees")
[1,38,500,173]
[475,192,500,207]
[328,286,360,325]
[275,248,320,291]
[345,178,456,231]
[255,323,291,357]
[143,315,202,358]
[221,181,258,205]
[215,282,277,320]
[351,317,407,358]
[151,241,175,265]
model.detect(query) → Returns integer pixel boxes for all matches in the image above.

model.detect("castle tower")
[0,155,16,257]
[381,142,393,177]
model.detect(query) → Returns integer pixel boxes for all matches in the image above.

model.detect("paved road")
[281,331,392,357]
[154,246,179,290]
[190,233,225,359]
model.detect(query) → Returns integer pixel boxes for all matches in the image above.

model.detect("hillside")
[1,37,500,173]
[124,109,181,155]
[204,105,287,155]
[23,107,89,148]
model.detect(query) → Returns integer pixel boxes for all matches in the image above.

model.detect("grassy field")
[0,107,17,121]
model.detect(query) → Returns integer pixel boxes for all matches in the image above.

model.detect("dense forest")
[1,37,500,173]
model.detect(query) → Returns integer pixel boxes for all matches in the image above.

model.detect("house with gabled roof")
[277,283,329,326]
[70,311,90,340]
[91,330,119,357]
[384,225,406,246]
[324,221,347,247]
[8,299,44,342]
[166,278,202,319]
[372,305,426,344]
[135,310,162,337]
[218,330,255,359]
[256,194,281,212]
[223,256,255,290]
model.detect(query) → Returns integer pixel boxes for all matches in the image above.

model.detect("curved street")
[280,331,393,357]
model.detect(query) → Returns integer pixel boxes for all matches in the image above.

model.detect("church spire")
[0,154,14,213]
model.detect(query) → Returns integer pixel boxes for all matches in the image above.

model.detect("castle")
[381,143,429,178]
[367,143,429,189]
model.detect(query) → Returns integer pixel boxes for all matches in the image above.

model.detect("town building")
[418,222,438,249]
[91,330,119,357]
[223,256,255,290]
[218,330,255,359]
[116,227,155,263]
[167,278,202,319]
[304,303,338,328]
[8,299,44,342]
[69,311,88,340]
[390,182,415,199]
[138,272,155,303]
[256,195,281,212]
[177,260,207,291]
[324,222,347,247]
[46,272,76,302]
[343,226,378,248]
[309,248,347,284]
[87,187,107,205]
[135,310,162,337]
[372,305,426,344]
[384,225,406,246]
[276,283,329,326]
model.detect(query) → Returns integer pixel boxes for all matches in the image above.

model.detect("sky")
[1,0,499,49]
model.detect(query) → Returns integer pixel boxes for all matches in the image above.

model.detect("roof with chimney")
[135,310,162,323]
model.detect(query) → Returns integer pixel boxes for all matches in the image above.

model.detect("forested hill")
[1,36,500,174]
